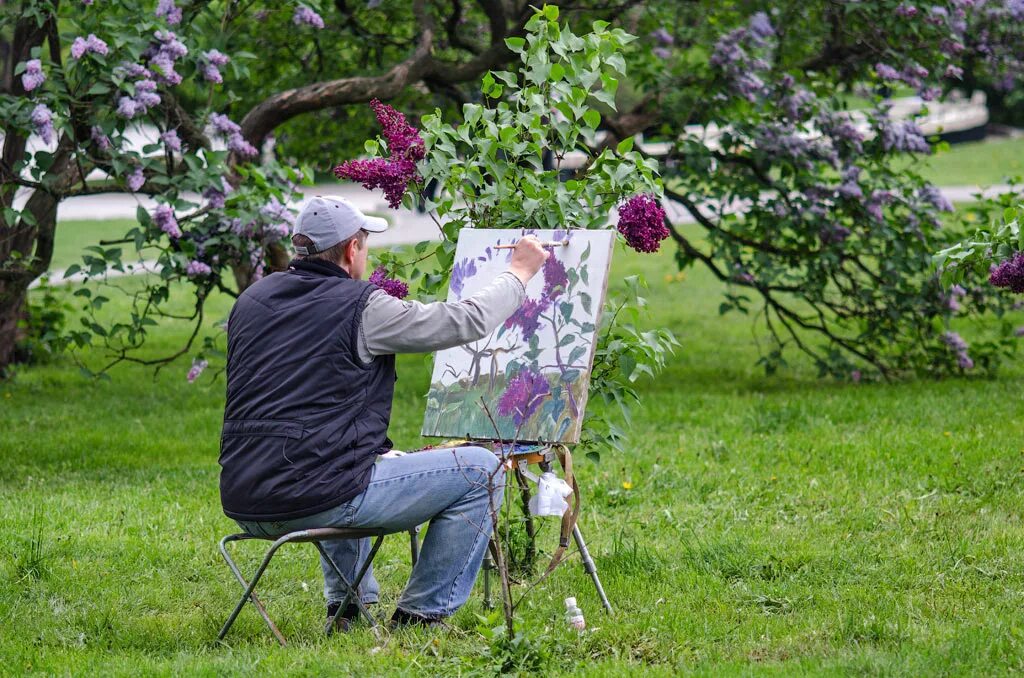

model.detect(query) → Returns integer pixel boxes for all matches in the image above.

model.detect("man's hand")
[508,235,550,286]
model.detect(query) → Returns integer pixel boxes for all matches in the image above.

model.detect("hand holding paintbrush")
[494,238,569,250]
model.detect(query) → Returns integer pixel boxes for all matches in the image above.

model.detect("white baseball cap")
[292,196,388,255]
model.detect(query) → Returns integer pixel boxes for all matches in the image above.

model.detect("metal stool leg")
[572,524,612,614]
[315,535,385,636]
[218,534,291,646]
[409,526,421,567]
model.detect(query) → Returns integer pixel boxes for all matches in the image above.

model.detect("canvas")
[422,228,615,443]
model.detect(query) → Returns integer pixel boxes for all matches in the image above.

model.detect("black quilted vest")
[219,259,395,521]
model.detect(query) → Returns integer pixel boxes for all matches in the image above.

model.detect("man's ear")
[344,237,361,263]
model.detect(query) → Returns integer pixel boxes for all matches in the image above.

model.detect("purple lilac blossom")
[334,157,419,209]
[650,28,674,46]
[542,255,568,301]
[851,370,862,383]
[497,367,550,426]
[837,165,863,199]
[880,119,930,154]
[161,129,182,152]
[747,12,774,43]
[895,3,918,17]
[989,252,1024,293]
[30,104,55,144]
[941,331,974,369]
[260,196,294,226]
[70,34,109,59]
[919,86,942,101]
[919,184,954,212]
[865,190,892,222]
[203,185,226,209]
[617,194,669,253]
[653,47,672,60]
[187,358,208,383]
[782,89,815,119]
[370,99,425,161]
[155,0,182,24]
[945,64,964,79]
[133,79,161,109]
[201,49,229,83]
[90,125,111,151]
[820,224,852,245]
[116,97,139,119]
[875,63,900,80]
[186,260,212,277]
[147,30,187,86]
[293,6,325,28]
[709,28,746,69]
[153,204,182,238]
[368,266,409,299]
[450,258,477,299]
[1015,326,1024,337]
[126,166,145,192]
[21,59,45,91]
[209,113,257,158]
[947,284,967,312]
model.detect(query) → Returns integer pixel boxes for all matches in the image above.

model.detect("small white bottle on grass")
[564,596,586,631]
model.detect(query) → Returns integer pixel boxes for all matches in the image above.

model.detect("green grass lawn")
[919,136,1024,187]
[3,236,1024,675]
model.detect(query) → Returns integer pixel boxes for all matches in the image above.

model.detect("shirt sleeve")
[358,271,527,360]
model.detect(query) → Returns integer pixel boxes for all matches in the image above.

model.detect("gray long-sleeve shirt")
[357,271,526,363]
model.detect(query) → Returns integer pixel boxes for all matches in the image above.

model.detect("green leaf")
[550,63,565,81]
[583,109,601,129]
[616,136,634,154]
[504,37,526,53]
[543,4,559,20]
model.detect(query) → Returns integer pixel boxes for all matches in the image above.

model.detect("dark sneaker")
[325,602,360,636]
[387,608,445,630]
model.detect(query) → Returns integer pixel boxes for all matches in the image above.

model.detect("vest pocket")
[221,419,303,439]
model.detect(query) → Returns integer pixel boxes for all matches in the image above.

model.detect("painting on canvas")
[421,228,614,443]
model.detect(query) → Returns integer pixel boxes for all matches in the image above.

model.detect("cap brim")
[361,214,389,233]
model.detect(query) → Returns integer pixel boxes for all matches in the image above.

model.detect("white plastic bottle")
[564,596,585,631]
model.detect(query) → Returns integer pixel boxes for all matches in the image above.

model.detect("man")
[219,196,549,631]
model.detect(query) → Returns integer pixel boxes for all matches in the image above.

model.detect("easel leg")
[572,524,612,614]
[482,543,494,609]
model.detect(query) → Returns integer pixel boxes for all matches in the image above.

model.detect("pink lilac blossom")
[153,204,182,238]
[293,6,325,28]
[155,0,182,25]
[186,260,212,277]
[941,330,974,369]
[21,59,45,91]
[70,34,109,59]
[161,129,182,152]
[988,252,1024,293]
[30,104,55,144]
[616,194,669,253]
[497,367,551,426]
[187,358,208,383]
[126,165,145,192]
[90,125,111,151]
[334,157,419,209]
[368,266,409,299]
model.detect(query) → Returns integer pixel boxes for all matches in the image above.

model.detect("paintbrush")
[493,238,569,250]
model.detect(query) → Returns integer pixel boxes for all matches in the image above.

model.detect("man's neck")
[288,258,351,279]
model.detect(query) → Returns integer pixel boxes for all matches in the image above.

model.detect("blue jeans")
[235,446,504,619]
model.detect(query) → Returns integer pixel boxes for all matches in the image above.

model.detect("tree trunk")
[0,280,28,372]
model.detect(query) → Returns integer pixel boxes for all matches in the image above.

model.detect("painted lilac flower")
[504,298,546,340]
[293,5,325,28]
[370,99,425,161]
[153,204,182,238]
[21,59,44,91]
[126,165,145,192]
[989,252,1024,293]
[542,255,568,301]
[617,194,669,253]
[161,129,182,152]
[334,157,419,209]
[875,63,900,80]
[497,366,550,426]
[187,358,208,383]
[70,34,109,59]
[451,258,477,299]
[919,184,953,212]
[90,125,111,151]
[156,0,182,24]
[30,104,54,144]
[186,260,212,278]
[368,266,409,299]
[942,331,974,369]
